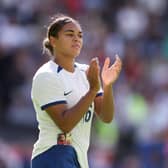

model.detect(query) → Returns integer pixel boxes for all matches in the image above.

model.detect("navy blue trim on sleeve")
[41,100,67,110]
[96,92,103,97]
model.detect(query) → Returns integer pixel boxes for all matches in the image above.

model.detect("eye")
[66,34,74,37]
[78,34,83,38]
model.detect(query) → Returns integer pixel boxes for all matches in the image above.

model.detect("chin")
[74,54,79,58]
[71,50,81,57]
[67,53,79,59]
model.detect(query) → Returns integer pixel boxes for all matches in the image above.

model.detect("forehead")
[61,21,82,32]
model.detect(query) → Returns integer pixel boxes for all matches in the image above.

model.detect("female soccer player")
[31,14,122,168]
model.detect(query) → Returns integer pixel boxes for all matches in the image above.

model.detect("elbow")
[52,120,71,133]
[52,113,74,133]
[60,128,72,134]
[103,117,113,123]
[101,113,114,123]
[57,123,74,133]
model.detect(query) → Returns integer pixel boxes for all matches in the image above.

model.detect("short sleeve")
[32,72,67,110]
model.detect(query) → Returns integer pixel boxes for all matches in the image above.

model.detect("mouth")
[72,44,81,50]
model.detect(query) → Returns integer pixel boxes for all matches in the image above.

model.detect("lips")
[72,44,81,49]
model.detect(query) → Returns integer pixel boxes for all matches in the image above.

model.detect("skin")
[50,21,83,72]
[46,20,122,133]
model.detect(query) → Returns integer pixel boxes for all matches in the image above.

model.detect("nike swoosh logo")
[64,91,72,96]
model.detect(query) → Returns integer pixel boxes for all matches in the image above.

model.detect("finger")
[91,57,100,70]
[88,58,96,73]
[92,57,99,65]
[88,58,100,77]
[112,55,122,68]
[115,54,120,60]
[85,67,89,76]
[102,57,110,71]
[115,54,122,65]
[89,57,98,69]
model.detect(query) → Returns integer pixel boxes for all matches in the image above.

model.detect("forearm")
[59,90,96,132]
[99,84,114,123]
[95,55,121,123]
[46,57,101,133]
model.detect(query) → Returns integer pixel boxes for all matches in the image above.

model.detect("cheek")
[81,41,83,48]
[62,39,73,48]
[59,38,71,49]
[61,42,73,54]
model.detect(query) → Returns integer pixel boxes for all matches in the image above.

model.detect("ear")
[49,36,57,47]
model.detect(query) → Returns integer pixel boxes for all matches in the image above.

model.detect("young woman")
[31,14,122,168]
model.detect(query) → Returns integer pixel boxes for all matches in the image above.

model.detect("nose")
[73,34,80,42]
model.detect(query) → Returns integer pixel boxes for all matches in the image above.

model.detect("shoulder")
[34,60,57,73]
[32,61,60,85]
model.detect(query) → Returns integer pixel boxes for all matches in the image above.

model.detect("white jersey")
[31,60,102,168]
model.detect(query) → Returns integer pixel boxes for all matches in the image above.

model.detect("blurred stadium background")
[0,0,168,167]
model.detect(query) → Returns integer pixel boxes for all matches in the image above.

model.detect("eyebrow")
[64,30,82,34]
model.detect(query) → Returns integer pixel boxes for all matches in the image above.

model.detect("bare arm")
[45,58,100,133]
[95,55,122,123]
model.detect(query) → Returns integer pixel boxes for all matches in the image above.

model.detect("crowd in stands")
[0,0,168,167]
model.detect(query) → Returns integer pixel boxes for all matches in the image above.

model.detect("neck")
[54,55,75,72]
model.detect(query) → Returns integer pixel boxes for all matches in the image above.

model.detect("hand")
[87,57,101,93]
[101,55,122,86]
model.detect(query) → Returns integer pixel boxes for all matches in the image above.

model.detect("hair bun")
[43,38,50,48]
[43,38,53,55]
